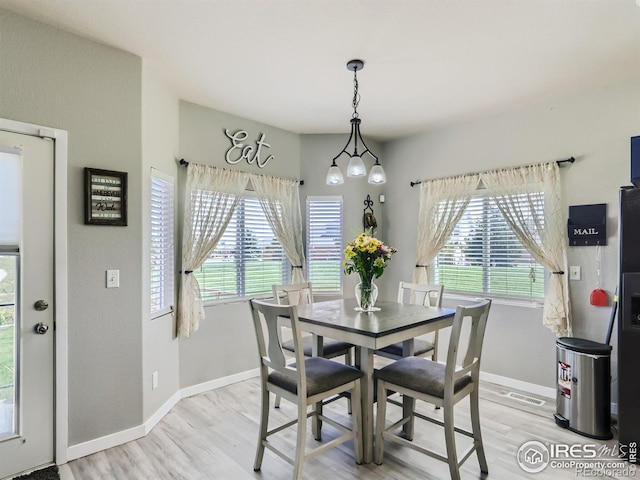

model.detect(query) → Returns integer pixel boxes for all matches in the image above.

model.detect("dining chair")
[249,299,363,480]
[374,298,492,480]
[272,282,354,409]
[374,282,444,360]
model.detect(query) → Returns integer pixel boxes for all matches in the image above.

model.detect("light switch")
[106,269,120,288]
[569,266,581,281]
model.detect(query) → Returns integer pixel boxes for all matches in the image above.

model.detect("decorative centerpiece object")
[344,233,397,312]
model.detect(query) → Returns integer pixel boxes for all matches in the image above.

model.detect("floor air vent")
[507,391,545,406]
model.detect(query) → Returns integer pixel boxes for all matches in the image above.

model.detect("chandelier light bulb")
[326,164,344,185]
[347,155,366,177]
[368,164,386,184]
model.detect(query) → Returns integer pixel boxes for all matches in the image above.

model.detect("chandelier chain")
[352,69,360,119]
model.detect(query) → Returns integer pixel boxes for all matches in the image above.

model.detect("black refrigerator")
[618,185,640,456]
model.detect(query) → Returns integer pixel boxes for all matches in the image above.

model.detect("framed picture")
[84,167,128,226]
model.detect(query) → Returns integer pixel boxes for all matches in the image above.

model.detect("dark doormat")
[12,465,60,480]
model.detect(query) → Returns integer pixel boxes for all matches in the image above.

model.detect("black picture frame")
[84,167,128,226]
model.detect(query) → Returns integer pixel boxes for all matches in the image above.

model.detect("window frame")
[433,190,546,303]
[306,195,344,296]
[149,168,175,319]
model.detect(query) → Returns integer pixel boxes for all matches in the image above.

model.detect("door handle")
[34,322,49,335]
[34,300,49,311]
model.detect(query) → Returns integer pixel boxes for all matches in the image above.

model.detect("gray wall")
[0,9,144,444]
[141,63,180,419]
[177,101,302,388]
[381,77,640,393]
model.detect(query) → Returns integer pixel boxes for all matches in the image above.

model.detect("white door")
[0,130,54,478]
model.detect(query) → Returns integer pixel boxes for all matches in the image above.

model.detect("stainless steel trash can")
[554,337,612,440]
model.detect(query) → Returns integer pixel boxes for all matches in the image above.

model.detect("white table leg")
[357,346,375,463]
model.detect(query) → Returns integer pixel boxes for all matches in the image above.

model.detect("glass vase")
[355,279,379,312]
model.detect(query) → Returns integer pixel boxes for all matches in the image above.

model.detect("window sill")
[443,293,543,309]
[150,306,174,321]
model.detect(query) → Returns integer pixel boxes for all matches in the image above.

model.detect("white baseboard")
[144,391,181,435]
[480,371,556,399]
[66,368,260,461]
[480,371,620,416]
[180,368,260,399]
[66,424,145,461]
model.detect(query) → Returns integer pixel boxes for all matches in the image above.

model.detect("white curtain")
[481,162,571,336]
[251,174,307,283]
[178,165,249,338]
[413,174,481,284]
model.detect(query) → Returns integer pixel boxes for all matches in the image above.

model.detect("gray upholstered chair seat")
[283,337,352,357]
[375,356,471,398]
[270,356,363,397]
[376,339,434,358]
[250,299,363,478]
[374,300,492,480]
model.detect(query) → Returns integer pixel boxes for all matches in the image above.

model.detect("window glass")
[195,195,290,301]
[434,192,545,300]
[306,197,343,294]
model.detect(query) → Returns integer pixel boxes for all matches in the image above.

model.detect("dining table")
[295,297,456,464]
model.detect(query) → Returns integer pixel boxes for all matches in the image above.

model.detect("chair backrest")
[397,281,444,308]
[249,299,306,387]
[272,282,314,306]
[445,299,492,387]
[445,299,491,388]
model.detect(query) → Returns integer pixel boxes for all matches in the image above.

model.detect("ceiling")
[1,0,639,141]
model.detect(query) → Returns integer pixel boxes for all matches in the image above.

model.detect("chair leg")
[345,351,352,414]
[470,386,489,474]
[275,394,281,408]
[429,349,441,411]
[374,379,387,465]
[312,401,323,441]
[293,401,307,480]
[351,381,363,464]
[443,401,460,480]
[401,394,416,440]
[253,385,270,471]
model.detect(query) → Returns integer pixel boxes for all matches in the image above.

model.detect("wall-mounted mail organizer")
[568,203,607,246]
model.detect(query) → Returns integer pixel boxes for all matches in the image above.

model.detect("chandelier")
[326,59,386,186]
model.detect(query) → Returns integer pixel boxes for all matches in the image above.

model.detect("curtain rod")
[178,159,304,185]
[409,157,575,187]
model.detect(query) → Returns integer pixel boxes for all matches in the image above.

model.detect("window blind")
[0,150,21,247]
[434,192,545,300]
[150,170,175,316]
[196,195,290,301]
[306,197,343,294]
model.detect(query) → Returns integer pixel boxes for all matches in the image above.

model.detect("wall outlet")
[570,266,581,281]
[152,371,158,390]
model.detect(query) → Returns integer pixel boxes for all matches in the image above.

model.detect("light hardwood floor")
[60,374,622,480]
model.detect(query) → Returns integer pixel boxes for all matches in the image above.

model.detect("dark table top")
[295,298,455,339]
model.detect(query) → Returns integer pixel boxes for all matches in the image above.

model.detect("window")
[195,195,290,301]
[434,192,545,300]
[150,169,175,316]
[306,196,343,294]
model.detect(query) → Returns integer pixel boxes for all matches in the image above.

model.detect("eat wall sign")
[224,129,274,168]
